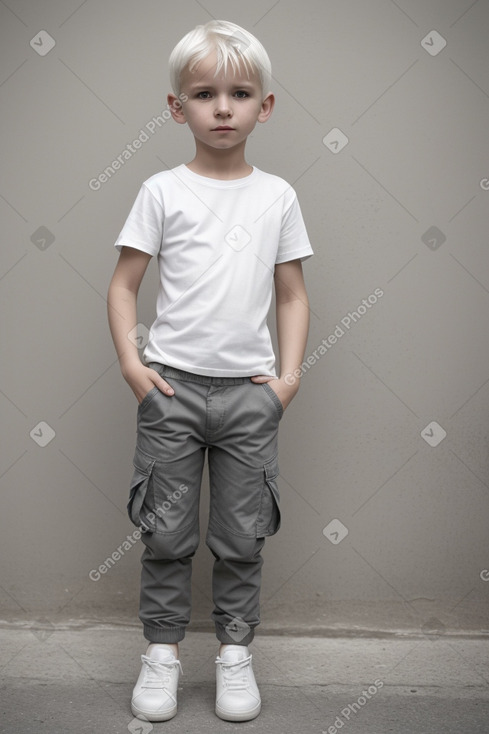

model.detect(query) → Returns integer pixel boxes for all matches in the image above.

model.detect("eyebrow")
[187,81,257,90]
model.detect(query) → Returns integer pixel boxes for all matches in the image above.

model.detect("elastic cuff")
[143,624,186,643]
[215,622,255,646]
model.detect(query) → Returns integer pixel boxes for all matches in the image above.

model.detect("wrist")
[280,371,301,389]
[120,355,142,375]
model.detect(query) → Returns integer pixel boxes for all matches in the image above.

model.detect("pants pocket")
[261,382,284,419]
[137,386,159,412]
[128,445,202,537]
[256,455,281,537]
[127,447,156,531]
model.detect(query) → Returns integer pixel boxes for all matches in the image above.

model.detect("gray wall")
[1,0,488,635]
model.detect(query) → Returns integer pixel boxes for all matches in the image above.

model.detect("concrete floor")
[1,625,489,733]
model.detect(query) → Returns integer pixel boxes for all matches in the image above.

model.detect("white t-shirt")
[114,164,313,377]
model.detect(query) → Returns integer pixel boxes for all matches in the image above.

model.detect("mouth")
[212,126,235,131]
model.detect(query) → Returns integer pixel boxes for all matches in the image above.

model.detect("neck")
[186,139,253,180]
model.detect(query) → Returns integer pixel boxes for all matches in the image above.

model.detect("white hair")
[169,20,272,99]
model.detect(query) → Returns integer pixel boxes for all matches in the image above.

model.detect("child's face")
[173,51,273,151]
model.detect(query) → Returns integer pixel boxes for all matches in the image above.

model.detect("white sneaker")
[131,645,182,721]
[215,645,261,721]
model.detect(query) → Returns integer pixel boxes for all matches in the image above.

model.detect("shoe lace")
[216,654,253,691]
[140,654,182,690]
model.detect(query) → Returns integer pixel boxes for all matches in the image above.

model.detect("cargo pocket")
[127,447,156,532]
[256,456,281,537]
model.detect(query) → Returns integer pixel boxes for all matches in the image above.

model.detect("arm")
[107,246,175,402]
[251,258,310,410]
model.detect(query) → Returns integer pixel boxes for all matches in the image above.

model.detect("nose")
[215,94,232,117]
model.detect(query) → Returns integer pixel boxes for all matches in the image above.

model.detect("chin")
[208,141,236,149]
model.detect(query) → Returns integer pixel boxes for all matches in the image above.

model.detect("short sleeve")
[114,182,164,255]
[275,188,313,264]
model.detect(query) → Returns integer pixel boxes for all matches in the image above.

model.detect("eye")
[196,91,211,99]
[234,90,249,98]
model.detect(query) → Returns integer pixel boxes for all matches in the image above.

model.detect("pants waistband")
[147,362,253,386]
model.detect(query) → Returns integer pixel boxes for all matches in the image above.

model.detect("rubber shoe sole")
[131,701,178,722]
[215,701,261,722]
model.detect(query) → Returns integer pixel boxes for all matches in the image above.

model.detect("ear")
[167,93,187,125]
[257,92,275,123]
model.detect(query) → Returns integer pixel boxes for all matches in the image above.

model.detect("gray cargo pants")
[127,362,283,646]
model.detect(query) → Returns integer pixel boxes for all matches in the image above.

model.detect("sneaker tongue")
[221,645,248,662]
[147,644,176,663]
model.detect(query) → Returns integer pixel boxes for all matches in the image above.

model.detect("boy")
[107,19,313,723]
